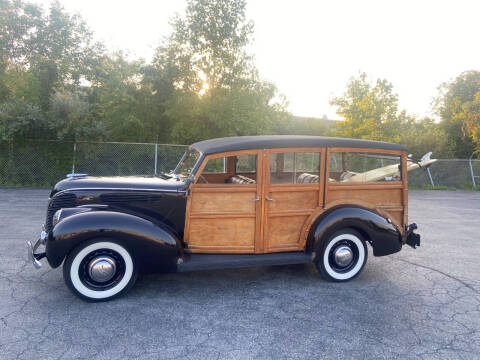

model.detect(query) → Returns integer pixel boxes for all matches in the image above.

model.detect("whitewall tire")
[63,239,137,302]
[315,229,367,282]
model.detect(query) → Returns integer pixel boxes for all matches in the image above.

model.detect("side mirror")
[187,175,195,184]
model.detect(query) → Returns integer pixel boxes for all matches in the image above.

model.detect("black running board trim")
[177,251,313,273]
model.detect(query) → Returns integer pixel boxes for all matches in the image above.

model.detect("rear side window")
[270,152,321,184]
[329,152,402,183]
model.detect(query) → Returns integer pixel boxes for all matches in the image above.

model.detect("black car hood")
[52,175,187,195]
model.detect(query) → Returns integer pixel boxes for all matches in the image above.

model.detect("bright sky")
[37,0,480,120]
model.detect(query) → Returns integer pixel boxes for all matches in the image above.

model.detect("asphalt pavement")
[0,188,479,359]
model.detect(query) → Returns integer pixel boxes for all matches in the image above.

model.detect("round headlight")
[52,209,63,227]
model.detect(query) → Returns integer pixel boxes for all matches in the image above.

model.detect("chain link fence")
[73,142,187,177]
[0,140,479,189]
[408,159,480,190]
[0,140,73,187]
[0,140,187,187]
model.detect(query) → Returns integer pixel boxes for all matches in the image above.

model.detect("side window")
[236,154,256,173]
[270,152,321,184]
[203,157,226,173]
[198,154,257,184]
[329,152,402,183]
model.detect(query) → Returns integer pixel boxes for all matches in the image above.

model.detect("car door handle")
[265,196,275,202]
[250,197,260,202]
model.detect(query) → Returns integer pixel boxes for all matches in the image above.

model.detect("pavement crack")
[394,257,479,295]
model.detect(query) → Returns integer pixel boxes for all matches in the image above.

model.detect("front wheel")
[63,239,138,302]
[315,229,368,282]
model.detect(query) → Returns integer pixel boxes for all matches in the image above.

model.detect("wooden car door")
[184,150,264,253]
[262,148,325,253]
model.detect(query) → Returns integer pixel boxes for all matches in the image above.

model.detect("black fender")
[46,210,180,273]
[307,206,402,257]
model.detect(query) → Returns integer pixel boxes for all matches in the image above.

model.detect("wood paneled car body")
[28,136,421,301]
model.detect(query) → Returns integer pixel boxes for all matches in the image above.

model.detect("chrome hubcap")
[88,256,116,283]
[334,246,354,267]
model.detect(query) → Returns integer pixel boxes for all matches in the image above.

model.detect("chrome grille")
[45,192,77,232]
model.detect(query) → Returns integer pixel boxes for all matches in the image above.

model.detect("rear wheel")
[315,229,367,282]
[63,239,137,302]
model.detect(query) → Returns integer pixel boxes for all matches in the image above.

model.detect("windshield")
[175,149,201,177]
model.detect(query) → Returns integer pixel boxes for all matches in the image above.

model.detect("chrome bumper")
[27,230,47,269]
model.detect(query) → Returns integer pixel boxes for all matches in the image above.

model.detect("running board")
[177,252,314,273]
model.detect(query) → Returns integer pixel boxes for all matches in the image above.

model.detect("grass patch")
[421,185,457,191]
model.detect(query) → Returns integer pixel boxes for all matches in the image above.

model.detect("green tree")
[49,89,106,140]
[159,0,255,93]
[435,71,480,157]
[0,0,43,101]
[1,0,104,107]
[30,1,104,109]
[0,0,105,140]
[88,53,163,142]
[167,84,286,143]
[151,0,290,143]
[465,92,480,155]
[0,0,43,66]
[330,72,402,142]
[397,115,448,158]
[273,115,327,136]
[329,72,451,158]
[0,97,46,140]
[1,0,293,145]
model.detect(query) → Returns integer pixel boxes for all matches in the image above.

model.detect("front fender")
[308,206,402,257]
[46,210,180,273]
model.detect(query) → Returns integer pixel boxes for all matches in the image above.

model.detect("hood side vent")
[99,193,163,204]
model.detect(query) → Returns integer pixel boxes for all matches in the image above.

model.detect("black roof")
[190,135,406,154]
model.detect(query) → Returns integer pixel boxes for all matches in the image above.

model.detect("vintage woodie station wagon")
[28,135,422,301]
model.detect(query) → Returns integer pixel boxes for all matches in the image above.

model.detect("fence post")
[426,167,434,186]
[469,155,477,188]
[71,142,76,175]
[154,143,158,175]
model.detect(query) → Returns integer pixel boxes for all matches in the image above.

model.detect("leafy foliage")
[330,73,400,141]
[435,71,480,157]
[329,73,456,159]
[160,0,256,92]
[155,0,288,142]
[0,97,46,140]
[0,0,295,145]
[0,0,478,161]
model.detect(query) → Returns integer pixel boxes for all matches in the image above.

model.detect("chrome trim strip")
[58,187,186,194]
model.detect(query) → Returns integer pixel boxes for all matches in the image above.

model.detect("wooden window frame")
[266,148,326,194]
[326,147,407,187]
[192,150,261,188]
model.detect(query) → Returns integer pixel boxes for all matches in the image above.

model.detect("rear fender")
[46,210,180,273]
[307,206,402,257]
